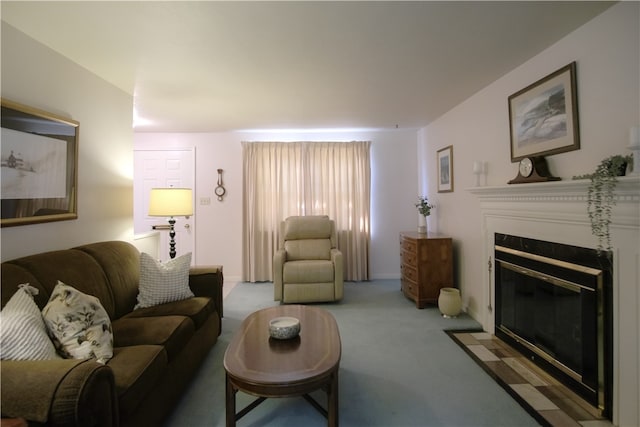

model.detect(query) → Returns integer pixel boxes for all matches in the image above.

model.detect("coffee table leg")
[327,370,339,426]
[226,373,236,427]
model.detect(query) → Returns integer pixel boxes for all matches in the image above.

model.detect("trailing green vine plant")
[573,154,632,252]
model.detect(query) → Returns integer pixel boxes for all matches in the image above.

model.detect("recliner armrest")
[331,248,344,300]
[273,249,286,301]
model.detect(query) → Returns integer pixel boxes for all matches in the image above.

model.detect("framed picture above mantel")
[1,99,79,227]
[508,62,580,162]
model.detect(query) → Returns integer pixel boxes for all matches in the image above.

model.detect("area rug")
[164,280,542,427]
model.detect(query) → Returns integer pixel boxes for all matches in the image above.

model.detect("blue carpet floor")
[163,280,540,426]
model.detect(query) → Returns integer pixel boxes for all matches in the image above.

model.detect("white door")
[134,149,196,263]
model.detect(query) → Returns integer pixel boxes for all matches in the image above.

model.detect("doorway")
[133,149,196,263]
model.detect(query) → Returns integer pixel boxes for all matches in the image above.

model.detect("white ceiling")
[1,1,614,133]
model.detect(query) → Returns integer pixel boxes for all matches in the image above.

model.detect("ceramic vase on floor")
[438,287,461,318]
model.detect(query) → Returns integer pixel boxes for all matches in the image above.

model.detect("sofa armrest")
[1,359,117,427]
[189,265,223,317]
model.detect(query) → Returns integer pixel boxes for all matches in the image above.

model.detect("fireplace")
[469,177,639,426]
[494,233,612,417]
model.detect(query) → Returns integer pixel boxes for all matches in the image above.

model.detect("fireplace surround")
[469,176,639,427]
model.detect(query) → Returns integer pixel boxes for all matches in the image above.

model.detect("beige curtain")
[242,141,371,282]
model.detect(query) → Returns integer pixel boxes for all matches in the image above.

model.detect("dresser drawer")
[401,264,418,283]
[401,278,417,298]
[401,238,417,253]
[401,249,417,267]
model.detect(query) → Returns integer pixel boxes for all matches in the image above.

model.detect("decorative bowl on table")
[268,316,301,339]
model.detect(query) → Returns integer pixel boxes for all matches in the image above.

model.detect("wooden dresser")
[399,232,454,309]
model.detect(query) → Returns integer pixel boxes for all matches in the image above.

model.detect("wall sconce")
[473,161,487,187]
[148,187,193,259]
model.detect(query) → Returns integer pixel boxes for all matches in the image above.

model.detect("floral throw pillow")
[42,281,113,364]
[135,252,194,309]
[0,284,60,360]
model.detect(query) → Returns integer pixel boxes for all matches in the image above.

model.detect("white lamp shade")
[148,188,193,217]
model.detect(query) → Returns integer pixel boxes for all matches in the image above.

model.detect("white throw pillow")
[135,252,194,309]
[42,281,113,364]
[0,284,61,360]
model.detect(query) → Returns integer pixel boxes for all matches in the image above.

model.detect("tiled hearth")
[449,331,612,427]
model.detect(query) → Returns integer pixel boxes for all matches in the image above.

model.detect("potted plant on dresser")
[415,196,434,234]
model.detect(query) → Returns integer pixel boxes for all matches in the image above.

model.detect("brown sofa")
[0,241,223,427]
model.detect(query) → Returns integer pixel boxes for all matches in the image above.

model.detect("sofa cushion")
[111,315,194,361]
[74,241,141,320]
[123,296,214,330]
[0,284,60,361]
[1,264,49,309]
[107,345,167,419]
[42,281,114,364]
[135,252,194,309]
[283,260,335,283]
[5,249,116,318]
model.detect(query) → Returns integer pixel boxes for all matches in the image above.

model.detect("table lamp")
[148,187,193,259]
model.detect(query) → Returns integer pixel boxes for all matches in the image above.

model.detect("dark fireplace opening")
[494,233,613,419]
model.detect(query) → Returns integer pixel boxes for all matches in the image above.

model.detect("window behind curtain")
[242,141,371,282]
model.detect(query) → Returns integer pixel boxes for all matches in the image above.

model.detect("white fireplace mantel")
[468,176,639,427]
[468,176,639,227]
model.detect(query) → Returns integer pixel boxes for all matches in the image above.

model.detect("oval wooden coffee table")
[224,305,341,426]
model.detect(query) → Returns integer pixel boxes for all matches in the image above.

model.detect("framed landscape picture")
[508,62,579,162]
[437,145,453,193]
[1,99,79,227]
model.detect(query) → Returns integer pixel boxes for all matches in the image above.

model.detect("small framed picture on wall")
[437,145,453,193]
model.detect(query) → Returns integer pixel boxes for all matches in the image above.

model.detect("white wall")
[135,129,419,282]
[420,2,639,317]
[1,23,134,261]
[420,4,639,425]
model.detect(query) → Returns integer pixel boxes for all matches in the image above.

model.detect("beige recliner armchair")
[274,215,344,303]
